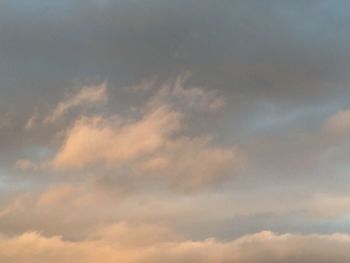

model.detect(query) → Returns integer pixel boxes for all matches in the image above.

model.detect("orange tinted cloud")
[1,230,350,263]
[324,109,350,136]
[52,106,182,169]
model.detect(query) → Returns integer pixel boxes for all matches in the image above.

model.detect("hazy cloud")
[1,230,350,263]
[2,1,350,262]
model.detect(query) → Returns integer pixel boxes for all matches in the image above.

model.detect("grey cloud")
[1,2,350,260]
[2,0,350,105]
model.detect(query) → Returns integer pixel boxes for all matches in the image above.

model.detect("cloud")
[309,194,350,218]
[50,106,240,190]
[0,111,11,129]
[136,137,241,191]
[37,185,73,207]
[89,222,182,247]
[24,112,40,130]
[15,159,38,172]
[2,2,350,262]
[25,83,108,129]
[41,80,240,190]
[149,73,225,112]
[46,83,107,123]
[129,76,157,92]
[0,183,121,239]
[1,230,350,263]
[324,109,350,136]
[52,106,182,169]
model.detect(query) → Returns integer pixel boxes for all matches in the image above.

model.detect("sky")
[1,0,350,262]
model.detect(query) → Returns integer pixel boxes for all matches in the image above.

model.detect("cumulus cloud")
[1,230,350,263]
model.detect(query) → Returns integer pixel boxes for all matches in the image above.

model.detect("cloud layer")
[2,1,350,262]
[2,229,350,263]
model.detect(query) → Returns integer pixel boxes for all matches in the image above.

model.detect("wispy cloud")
[25,83,108,129]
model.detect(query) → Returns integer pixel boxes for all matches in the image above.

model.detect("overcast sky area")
[2,1,350,262]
